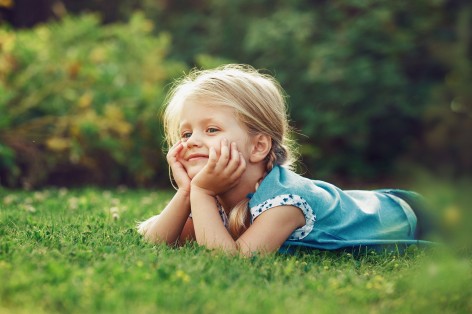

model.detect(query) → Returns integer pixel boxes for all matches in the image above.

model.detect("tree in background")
[0,13,185,187]
[1,0,470,187]
[141,0,471,182]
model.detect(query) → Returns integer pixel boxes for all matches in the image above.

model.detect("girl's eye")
[182,132,192,139]
[207,127,219,134]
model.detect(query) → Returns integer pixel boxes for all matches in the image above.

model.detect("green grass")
[0,186,471,314]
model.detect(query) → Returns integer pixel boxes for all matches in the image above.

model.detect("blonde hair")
[163,64,297,238]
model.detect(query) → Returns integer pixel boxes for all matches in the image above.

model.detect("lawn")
[0,186,471,313]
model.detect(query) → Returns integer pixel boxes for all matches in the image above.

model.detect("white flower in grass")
[109,206,120,220]
[68,197,79,210]
[141,197,153,206]
[3,195,16,205]
[33,191,47,201]
[24,204,36,213]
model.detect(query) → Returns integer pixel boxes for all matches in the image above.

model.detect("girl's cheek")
[212,144,222,156]
[207,138,221,153]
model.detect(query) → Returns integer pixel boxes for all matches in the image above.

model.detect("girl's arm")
[138,141,195,245]
[191,187,304,255]
[189,140,244,250]
[137,189,193,245]
[190,140,305,255]
[190,187,235,250]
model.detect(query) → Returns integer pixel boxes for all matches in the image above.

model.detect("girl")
[137,64,431,255]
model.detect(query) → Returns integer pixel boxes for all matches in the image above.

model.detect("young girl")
[137,64,431,255]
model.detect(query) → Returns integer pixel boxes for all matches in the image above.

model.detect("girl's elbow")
[136,222,158,243]
[138,227,175,245]
[136,215,164,244]
[136,215,157,235]
[235,239,277,257]
[136,220,149,237]
[137,215,183,246]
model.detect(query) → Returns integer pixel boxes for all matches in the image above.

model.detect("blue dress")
[247,165,431,251]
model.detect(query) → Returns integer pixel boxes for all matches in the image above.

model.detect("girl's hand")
[191,139,246,196]
[167,141,191,194]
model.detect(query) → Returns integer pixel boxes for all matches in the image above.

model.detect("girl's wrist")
[176,188,191,199]
[190,183,216,197]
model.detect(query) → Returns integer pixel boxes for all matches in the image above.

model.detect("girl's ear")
[250,134,272,163]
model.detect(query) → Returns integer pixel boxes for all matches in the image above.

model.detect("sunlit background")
[0,3,471,313]
[1,1,471,241]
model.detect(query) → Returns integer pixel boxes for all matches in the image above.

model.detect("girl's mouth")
[187,153,208,162]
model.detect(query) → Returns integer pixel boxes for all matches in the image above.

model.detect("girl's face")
[177,100,252,179]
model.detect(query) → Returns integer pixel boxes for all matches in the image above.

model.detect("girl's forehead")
[180,99,235,116]
[181,97,226,109]
[177,100,241,126]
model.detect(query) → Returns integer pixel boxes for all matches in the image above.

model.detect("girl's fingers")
[207,146,218,169]
[231,153,246,180]
[226,142,240,172]
[170,140,182,149]
[233,152,246,178]
[167,142,184,163]
[217,138,230,169]
[168,141,182,155]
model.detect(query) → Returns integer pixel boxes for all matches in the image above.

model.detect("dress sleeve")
[249,194,316,240]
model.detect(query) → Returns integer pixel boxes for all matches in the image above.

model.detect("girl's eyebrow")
[179,117,221,129]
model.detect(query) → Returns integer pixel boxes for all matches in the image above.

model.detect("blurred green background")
[0,0,471,189]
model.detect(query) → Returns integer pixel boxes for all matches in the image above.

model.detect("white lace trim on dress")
[250,194,316,240]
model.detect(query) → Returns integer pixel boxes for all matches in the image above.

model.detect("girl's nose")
[185,132,202,148]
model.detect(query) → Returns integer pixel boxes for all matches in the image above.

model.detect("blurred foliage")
[0,0,471,187]
[142,0,472,182]
[0,13,186,188]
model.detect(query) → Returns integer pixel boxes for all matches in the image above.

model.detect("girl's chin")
[186,168,203,180]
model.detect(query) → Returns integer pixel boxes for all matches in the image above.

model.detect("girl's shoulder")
[249,166,331,206]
